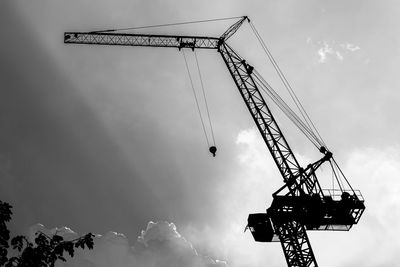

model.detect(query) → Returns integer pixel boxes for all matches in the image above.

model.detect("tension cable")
[249,21,327,150]
[90,16,244,33]
[253,70,322,149]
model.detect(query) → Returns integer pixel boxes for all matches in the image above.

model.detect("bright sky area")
[1,0,400,266]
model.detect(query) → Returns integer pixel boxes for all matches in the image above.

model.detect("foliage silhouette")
[0,200,94,267]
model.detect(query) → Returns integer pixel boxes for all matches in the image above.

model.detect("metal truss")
[64,32,219,50]
[276,220,317,267]
[218,43,303,195]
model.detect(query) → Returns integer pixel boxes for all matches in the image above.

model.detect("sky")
[1,0,400,266]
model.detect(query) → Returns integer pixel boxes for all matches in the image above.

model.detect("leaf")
[53,244,64,257]
[52,235,63,244]
[5,256,19,267]
[35,233,49,247]
[0,201,12,222]
[1,201,95,266]
[11,235,28,252]
[63,242,74,258]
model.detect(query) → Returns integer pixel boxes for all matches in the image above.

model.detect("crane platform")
[248,190,365,243]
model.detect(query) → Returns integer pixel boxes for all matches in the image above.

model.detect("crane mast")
[64,17,365,267]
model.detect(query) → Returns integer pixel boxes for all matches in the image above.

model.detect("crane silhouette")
[64,16,365,267]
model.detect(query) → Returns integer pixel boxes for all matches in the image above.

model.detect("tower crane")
[64,16,365,267]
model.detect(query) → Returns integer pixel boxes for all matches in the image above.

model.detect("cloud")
[231,128,400,266]
[24,128,286,267]
[317,42,336,63]
[22,129,400,267]
[21,128,400,267]
[310,146,400,266]
[340,43,361,52]
[26,221,228,267]
[335,51,344,61]
[308,38,361,63]
[316,41,346,63]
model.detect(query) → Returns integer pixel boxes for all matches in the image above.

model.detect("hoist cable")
[90,16,244,33]
[194,50,216,146]
[182,50,210,147]
[249,21,327,149]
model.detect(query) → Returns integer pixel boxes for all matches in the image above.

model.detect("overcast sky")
[1,0,400,266]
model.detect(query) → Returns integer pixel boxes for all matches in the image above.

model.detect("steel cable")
[90,16,244,33]
[249,21,327,149]
[194,50,216,146]
[182,50,210,147]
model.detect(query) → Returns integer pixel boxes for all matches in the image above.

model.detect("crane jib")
[64,32,220,50]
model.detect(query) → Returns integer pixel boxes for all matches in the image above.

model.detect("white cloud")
[317,42,335,63]
[335,51,344,61]
[176,128,289,267]
[313,41,361,63]
[311,146,400,266]
[231,128,400,266]
[236,128,265,166]
[26,221,228,267]
[23,129,400,267]
[340,43,361,52]
[27,224,79,242]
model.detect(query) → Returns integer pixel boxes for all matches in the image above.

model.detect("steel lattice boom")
[64,32,219,50]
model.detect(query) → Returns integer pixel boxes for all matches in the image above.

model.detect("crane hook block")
[209,146,217,157]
